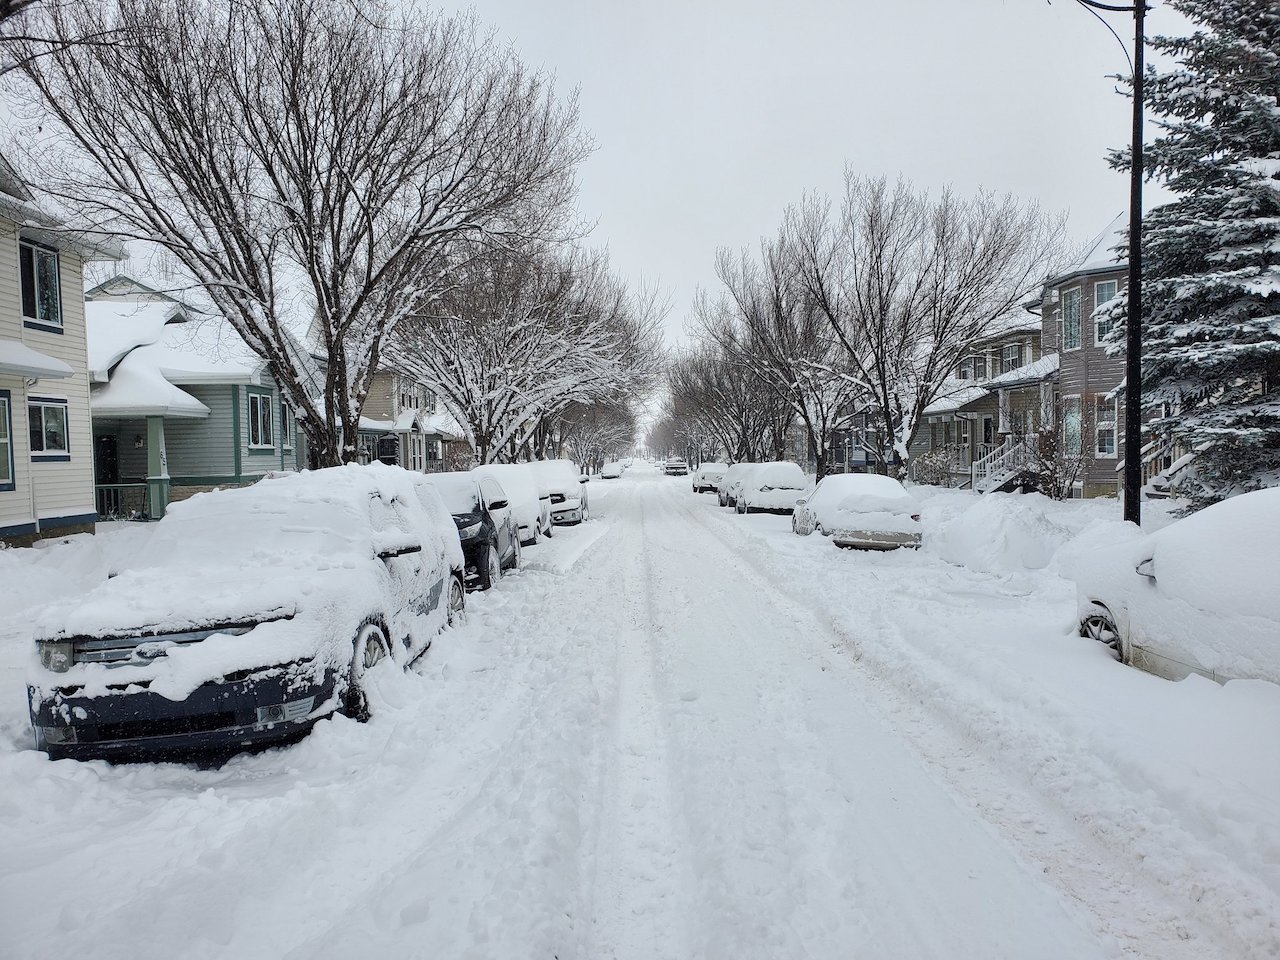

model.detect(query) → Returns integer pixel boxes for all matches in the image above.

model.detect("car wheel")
[1080,603,1126,662]
[344,622,389,722]
[508,535,522,571]
[478,543,502,590]
[446,574,466,627]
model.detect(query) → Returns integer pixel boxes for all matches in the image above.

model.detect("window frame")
[19,241,63,332]
[0,390,14,491]
[280,399,294,450]
[1062,394,1083,455]
[1001,343,1022,374]
[28,395,71,462]
[247,390,275,450]
[1062,286,1083,351]
[1094,394,1117,458]
[1094,279,1119,345]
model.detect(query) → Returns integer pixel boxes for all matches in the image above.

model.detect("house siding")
[362,370,395,422]
[0,217,97,541]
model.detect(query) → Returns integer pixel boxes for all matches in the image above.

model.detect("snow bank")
[928,493,1077,573]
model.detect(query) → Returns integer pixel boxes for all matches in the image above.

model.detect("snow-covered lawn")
[1,469,1276,959]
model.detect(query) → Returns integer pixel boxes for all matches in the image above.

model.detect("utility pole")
[1072,0,1146,525]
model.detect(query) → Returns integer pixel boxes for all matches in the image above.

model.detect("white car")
[718,462,758,508]
[691,462,727,493]
[472,463,553,544]
[664,457,689,476]
[531,459,590,525]
[735,461,809,514]
[600,461,625,479]
[27,464,466,762]
[1075,487,1280,684]
[793,473,922,549]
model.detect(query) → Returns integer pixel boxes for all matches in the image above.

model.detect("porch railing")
[96,483,152,521]
[972,436,1035,493]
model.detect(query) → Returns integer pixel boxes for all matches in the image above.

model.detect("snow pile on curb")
[927,493,1077,573]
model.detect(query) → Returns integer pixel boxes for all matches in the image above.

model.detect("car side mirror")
[1135,558,1155,580]
[488,499,508,511]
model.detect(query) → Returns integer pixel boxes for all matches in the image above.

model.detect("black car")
[422,472,521,589]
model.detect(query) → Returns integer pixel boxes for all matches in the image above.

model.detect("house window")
[248,393,274,447]
[20,242,62,328]
[1095,395,1117,457]
[1063,396,1083,454]
[0,391,13,490]
[974,354,987,380]
[1094,280,1119,344]
[28,397,69,457]
[280,401,293,449]
[425,391,437,415]
[1001,343,1022,373]
[958,358,973,380]
[1063,288,1082,350]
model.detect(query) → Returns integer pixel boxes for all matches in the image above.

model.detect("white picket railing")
[972,436,1035,493]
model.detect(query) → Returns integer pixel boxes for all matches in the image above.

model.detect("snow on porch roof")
[91,351,210,419]
[923,384,989,416]
[984,353,1060,390]
[0,339,73,379]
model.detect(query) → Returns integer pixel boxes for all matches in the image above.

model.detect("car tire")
[478,543,502,590]
[446,574,466,627]
[1080,603,1126,662]
[344,622,389,722]
[507,535,522,571]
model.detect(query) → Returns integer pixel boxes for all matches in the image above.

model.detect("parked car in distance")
[531,459,590,525]
[664,457,689,476]
[472,463,553,545]
[718,462,758,508]
[601,461,625,479]
[27,464,466,762]
[1075,487,1280,685]
[735,461,809,514]
[793,473,922,549]
[691,462,728,493]
[422,471,521,590]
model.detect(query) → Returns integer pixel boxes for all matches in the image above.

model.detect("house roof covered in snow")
[983,353,1060,390]
[923,384,990,416]
[0,339,74,379]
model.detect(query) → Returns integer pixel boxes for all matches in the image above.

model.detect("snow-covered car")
[471,463,553,544]
[421,472,521,589]
[600,461,625,479]
[664,457,689,476]
[735,461,809,514]
[691,462,727,493]
[531,459,590,524]
[718,462,758,508]
[1075,487,1280,685]
[27,465,466,762]
[793,473,922,549]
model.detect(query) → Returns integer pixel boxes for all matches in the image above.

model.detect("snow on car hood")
[30,562,385,701]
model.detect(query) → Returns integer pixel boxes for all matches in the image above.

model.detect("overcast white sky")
[445,0,1190,347]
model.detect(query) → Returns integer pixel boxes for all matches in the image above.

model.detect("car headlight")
[37,640,74,673]
[459,521,484,539]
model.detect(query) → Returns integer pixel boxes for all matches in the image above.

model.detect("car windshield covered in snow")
[423,474,482,515]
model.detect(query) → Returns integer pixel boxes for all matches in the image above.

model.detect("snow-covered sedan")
[792,473,922,549]
[735,461,809,514]
[718,462,758,508]
[421,472,521,589]
[472,462,553,544]
[1076,487,1280,685]
[600,461,625,479]
[28,465,466,762]
[531,459,590,524]
[691,461,727,493]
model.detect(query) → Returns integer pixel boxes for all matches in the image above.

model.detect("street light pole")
[1072,0,1146,526]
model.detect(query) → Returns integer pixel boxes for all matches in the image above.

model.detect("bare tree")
[558,400,637,473]
[792,174,1066,475]
[711,233,863,479]
[392,241,661,464]
[10,0,588,465]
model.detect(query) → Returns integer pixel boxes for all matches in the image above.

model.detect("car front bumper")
[551,506,583,524]
[29,663,336,762]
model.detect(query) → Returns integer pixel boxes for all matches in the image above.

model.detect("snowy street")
[2,464,1277,960]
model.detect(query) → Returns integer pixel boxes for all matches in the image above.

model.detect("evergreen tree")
[1110,0,1280,508]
